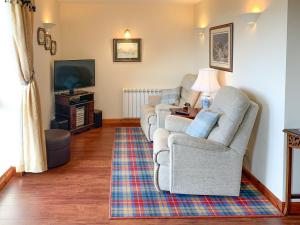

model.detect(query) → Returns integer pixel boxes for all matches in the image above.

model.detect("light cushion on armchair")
[160,87,181,105]
[186,110,220,138]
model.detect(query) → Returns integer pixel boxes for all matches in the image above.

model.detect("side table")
[283,129,300,215]
[170,108,201,119]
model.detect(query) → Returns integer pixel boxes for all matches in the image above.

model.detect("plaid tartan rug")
[110,127,282,219]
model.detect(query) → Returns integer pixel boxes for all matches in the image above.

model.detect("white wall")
[194,0,288,201]
[34,0,62,129]
[59,2,196,119]
[285,0,300,194]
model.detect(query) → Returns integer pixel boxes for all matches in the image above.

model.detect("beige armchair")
[140,74,200,142]
[153,86,259,196]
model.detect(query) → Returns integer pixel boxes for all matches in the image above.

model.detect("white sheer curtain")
[9,0,48,172]
[0,2,22,176]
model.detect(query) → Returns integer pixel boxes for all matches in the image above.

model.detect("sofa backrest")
[207,86,251,146]
[179,74,200,107]
[229,101,259,155]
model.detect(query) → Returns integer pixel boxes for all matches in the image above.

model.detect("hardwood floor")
[0,126,300,225]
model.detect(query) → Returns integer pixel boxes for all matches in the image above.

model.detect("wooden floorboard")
[1,127,300,225]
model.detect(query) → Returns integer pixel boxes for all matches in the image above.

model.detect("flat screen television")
[54,59,95,94]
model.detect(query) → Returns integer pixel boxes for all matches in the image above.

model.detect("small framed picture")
[37,27,46,45]
[44,34,52,50]
[50,40,57,56]
[209,23,233,72]
[113,39,141,62]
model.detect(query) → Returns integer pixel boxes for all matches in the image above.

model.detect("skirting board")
[103,118,140,127]
[243,167,300,215]
[0,167,16,191]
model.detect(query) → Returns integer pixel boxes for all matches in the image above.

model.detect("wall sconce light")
[124,29,131,39]
[43,22,56,33]
[240,12,262,26]
[195,27,206,39]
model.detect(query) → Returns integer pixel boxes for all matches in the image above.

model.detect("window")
[0,3,22,176]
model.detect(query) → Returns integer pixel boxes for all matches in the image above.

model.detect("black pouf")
[45,129,71,169]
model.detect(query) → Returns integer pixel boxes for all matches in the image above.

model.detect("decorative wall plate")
[44,34,52,50]
[37,27,46,45]
[50,40,57,56]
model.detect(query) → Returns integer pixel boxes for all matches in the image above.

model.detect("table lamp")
[192,68,220,109]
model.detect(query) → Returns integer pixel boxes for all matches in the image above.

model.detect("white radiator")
[123,88,162,118]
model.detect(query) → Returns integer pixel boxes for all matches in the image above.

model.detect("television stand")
[69,89,75,96]
[61,90,88,97]
[55,91,94,133]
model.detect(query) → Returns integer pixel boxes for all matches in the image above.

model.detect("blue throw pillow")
[160,87,181,105]
[186,110,220,138]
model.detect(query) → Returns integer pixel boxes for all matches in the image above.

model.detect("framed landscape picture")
[209,23,233,72]
[113,39,141,62]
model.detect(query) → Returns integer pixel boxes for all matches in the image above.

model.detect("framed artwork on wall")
[113,39,141,62]
[44,34,52,50]
[209,23,233,72]
[37,27,46,45]
[50,40,57,56]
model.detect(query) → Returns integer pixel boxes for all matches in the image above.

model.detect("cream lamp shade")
[192,68,220,94]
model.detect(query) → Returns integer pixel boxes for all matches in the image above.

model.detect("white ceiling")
[58,0,202,4]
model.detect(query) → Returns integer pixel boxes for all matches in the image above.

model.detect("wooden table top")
[283,129,300,136]
[170,108,201,119]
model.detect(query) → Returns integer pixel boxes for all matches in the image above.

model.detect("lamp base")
[201,95,212,109]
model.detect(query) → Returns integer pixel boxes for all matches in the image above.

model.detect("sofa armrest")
[148,95,161,106]
[165,115,192,133]
[167,133,243,195]
[168,133,229,152]
[155,104,179,113]
[155,104,181,128]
